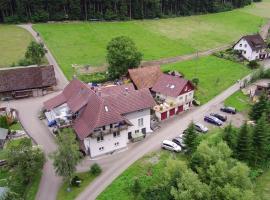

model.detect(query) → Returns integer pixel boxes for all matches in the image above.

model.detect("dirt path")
[141,44,231,67]
[260,20,270,40]
[18,24,68,90]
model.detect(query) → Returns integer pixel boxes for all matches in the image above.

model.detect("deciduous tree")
[51,128,81,184]
[106,36,142,79]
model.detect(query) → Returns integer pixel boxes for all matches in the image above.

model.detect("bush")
[71,176,81,187]
[90,163,102,175]
[130,177,142,198]
[17,58,34,66]
[248,60,260,69]
[79,72,110,83]
[192,78,199,87]
[4,15,23,24]
[31,10,49,22]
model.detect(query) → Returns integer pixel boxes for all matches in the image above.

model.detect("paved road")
[76,60,270,200]
[1,94,62,200]
[18,24,68,90]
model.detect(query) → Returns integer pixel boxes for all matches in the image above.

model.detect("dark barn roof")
[0,65,56,93]
[241,34,267,50]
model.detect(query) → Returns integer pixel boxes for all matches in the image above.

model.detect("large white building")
[234,34,269,61]
[44,79,155,158]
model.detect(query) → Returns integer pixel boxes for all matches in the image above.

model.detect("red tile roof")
[151,74,194,97]
[44,79,155,140]
[74,88,155,139]
[104,88,156,115]
[128,66,162,89]
[44,79,93,113]
[97,83,135,97]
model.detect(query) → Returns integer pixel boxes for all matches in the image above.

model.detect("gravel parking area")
[194,103,247,132]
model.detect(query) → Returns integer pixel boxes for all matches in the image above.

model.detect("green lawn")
[0,25,33,67]
[224,91,251,112]
[97,151,186,200]
[255,169,270,200]
[9,122,22,130]
[33,4,267,79]
[57,172,98,200]
[162,56,251,104]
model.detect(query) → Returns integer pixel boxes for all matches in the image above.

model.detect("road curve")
[17,24,68,90]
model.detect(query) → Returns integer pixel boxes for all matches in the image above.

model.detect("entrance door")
[161,112,167,120]
[169,108,175,116]
[177,105,183,114]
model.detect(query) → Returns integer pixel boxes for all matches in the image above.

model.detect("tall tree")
[249,93,269,121]
[6,138,45,185]
[51,128,81,184]
[236,123,252,164]
[25,41,46,65]
[252,114,270,166]
[223,123,238,155]
[106,36,142,79]
[183,122,198,154]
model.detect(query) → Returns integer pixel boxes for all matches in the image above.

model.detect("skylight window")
[170,85,175,89]
[105,106,109,112]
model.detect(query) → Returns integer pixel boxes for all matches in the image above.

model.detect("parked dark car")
[220,106,237,114]
[210,113,227,122]
[172,137,186,149]
[204,116,223,126]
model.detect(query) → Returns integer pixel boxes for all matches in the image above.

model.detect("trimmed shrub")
[90,163,102,175]
[71,176,81,187]
[248,60,259,69]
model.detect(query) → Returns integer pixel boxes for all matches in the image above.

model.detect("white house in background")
[44,79,155,158]
[151,74,195,121]
[233,34,269,61]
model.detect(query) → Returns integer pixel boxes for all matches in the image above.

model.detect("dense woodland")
[0,0,258,23]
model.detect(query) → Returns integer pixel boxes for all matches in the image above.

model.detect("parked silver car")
[161,140,182,152]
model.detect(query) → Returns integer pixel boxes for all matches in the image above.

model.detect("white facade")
[156,90,194,106]
[83,109,151,157]
[234,38,267,61]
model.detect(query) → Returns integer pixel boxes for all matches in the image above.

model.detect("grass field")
[255,169,270,200]
[57,172,98,200]
[224,91,251,112]
[97,151,186,200]
[0,25,33,67]
[34,4,267,79]
[162,56,251,104]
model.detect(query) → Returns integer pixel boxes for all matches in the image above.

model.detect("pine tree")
[252,114,270,166]
[183,122,198,154]
[223,123,237,154]
[236,123,252,164]
[249,93,269,121]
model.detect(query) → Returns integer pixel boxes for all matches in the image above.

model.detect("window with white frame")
[114,142,119,146]
[138,118,144,127]
[240,43,242,47]
[97,135,104,142]
[135,130,139,133]
[113,132,120,137]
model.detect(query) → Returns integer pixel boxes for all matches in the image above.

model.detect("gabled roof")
[97,83,135,97]
[238,34,267,50]
[104,88,156,115]
[74,88,155,139]
[44,79,93,113]
[128,66,162,89]
[73,94,125,140]
[44,79,155,140]
[0,65,56,93]
[151,74,194,97]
